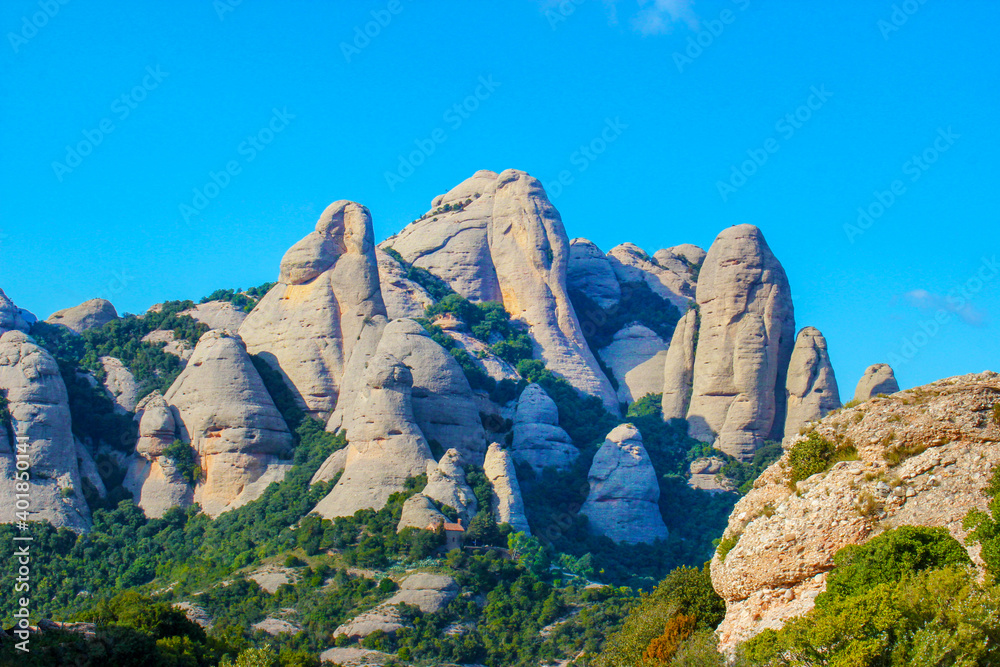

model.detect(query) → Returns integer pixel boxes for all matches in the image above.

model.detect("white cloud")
[630,0,699,35]
[903,288,988,327]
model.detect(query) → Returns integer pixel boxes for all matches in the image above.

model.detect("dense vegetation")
[569,281,683,352]
[200,283,276,312]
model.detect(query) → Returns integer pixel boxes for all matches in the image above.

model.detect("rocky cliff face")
[123,391,192,518]
[854,363,899,401]
[47,298,118,334]
[162,330,294,517]
[567,238,621,310]
[100,356,139,414]
[385,169,619,413]
[710,371,1000,653]
[239,200,387,419]
[0,289,30,336]
[607,242,698,312]
[483,442,531,534]
[783,327,841,439]
[661,309,698,420]
[313,352,435,519]
[376,247,434,320]
[598,324,668,404]
[581,424,667,544]
[685,225,796,459]
[422,448,478,522]
[0,331,91,531]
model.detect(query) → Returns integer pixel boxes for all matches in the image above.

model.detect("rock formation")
[483,442,531,534]
[0,331,91,530]
[163,330,293,517]
[658,243,707,268]
[512,383,577,474]
[783,327,840,439]
[0,289,30,336]
[122,391,193,517]
[325,315,388,433]
[661,309,698,420]
[711,371,1000,654]
[100,356,139,414]
[385,169,619,413]
[376,247,435,320]
[396,493,447,532]
[685,225,796,459]
[422,448,478,522]
[182,301,248,331]
[567,238,620,310]
[310,448,347,485]
[239,200,387,418]
[367,319,486,463]
[580,424,667,544]
[384,169,504,302]
[854,363,899,401]
[334,573,459,639]
[598,324,668,404]
[313,352,435,519]
[607,242,698,311]
[47,298,118,334]
[688,457,732,493]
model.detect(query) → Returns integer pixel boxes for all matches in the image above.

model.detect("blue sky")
[1,0,997,393]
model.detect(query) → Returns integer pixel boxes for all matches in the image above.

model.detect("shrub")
[642,613,696,663]
[715,534,739,562]
[163,440,201,484]
[993,403,1000,427]
[787,432,856,484]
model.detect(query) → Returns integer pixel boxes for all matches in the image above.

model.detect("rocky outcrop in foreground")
[854,363,899,401]
[683,225,796,459]
[711,371,1000,653]
[239,200,387,419]
[581,424,667,544]
[46,298,118,333]
[0,331,91,530]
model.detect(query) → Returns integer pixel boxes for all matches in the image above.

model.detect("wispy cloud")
[631,0,699,35]
[903,288,988,327]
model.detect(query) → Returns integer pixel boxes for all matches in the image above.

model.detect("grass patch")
[715,534,740,562]
[787,432,858,485]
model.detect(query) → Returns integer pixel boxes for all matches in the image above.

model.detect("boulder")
[164,330,294,517]
[512,383,578,474]
[99,356,139,414]
[661,309,698,420]
[783,327,841,439]
[854,363,899,401]
[483,442,531,534]
[46,298,118,333]
[567,238,620,309]
[313,352,435,519]
[0,331,91,531]
[396,493,446,532]
[0,289,30,336]
[383,169,504,302]
[598,324,668,404]
[182,301,248,331]
[608,243,698,311]
[581,424,667,544]
[375,247,435,320]
[310,447,347,484]
[122,392,192,517]
[659,243,707,267]
[239,200,387,419]
[688,457,732,493]
[367,319,486,463]
[386,573,459,613]
[686,225,796,459]
[422,448,478,522]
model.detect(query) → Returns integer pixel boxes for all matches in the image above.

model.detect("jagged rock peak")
[47,298,118,334]
[581,424,667,544]
[239,199,387,418]
[163,329,294,517]
[483,442,531,534]
[854,363,899,402]
[0,289,30,336]
[313,351,435,519]
[608,242,697,311]
[0,331,91,531]
[567,238,621,310]
[686,224,795,459]
[783,327,840,439]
